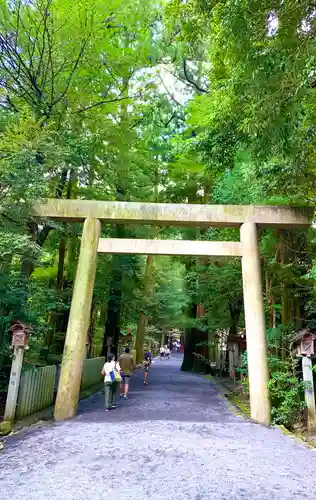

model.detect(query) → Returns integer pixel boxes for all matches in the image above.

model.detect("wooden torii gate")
[34,199,313,425]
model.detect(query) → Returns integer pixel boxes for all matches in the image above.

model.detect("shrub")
[268,356,307,428]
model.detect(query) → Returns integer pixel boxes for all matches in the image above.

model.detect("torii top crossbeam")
[33,199,313,227]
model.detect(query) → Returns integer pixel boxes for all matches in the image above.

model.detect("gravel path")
[1,354,316,500]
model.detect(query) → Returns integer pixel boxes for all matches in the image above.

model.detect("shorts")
[121,374,131,385]
[160,353,164,358]
[144,366,150,373]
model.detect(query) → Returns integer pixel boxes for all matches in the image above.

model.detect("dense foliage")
[0,0,316,427]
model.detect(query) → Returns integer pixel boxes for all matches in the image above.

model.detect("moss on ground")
[226,393,251,418]
[278,425,316,450]
[0,420,12,436]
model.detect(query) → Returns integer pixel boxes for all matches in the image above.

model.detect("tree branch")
[158,74,184,107]
[35,0,52,81]
[74,95,133,114]
[6,95,18,112]
[183,59,208,94]
[51,12,91,107]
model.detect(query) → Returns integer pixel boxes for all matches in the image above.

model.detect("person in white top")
[160,346,165,360]
[166,346,171,359]
[101,354,121,411]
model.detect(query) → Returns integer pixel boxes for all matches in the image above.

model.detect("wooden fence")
[81,357,105,390]
[14,357,105,421]
[16,365,56,420]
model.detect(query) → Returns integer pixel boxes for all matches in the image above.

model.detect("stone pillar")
[302,356,316,432]
[240,222,271,425]
[54,218,101,421]
[4,347,24,422]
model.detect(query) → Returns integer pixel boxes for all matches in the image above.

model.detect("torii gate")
[34,200,313,425]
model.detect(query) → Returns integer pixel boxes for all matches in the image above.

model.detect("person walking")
[118,347,134,400]
[160,345,165,360]
[102,354,117,412]
[143,352,151,385]
[112,355,122,408]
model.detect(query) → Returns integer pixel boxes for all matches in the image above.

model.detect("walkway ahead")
[1,355,316,500]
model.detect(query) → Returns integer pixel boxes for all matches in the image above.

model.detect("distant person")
[166,346,171,359]
[101,354,117,411]
[143,353,151,385]
[160,345,165,360]
[118,347,134,400]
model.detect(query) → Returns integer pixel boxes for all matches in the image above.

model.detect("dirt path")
[1,354,315,499]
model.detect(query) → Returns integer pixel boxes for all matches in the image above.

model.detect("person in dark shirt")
[143,351,151,385]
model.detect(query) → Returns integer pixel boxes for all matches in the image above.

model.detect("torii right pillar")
[241,222,271,425]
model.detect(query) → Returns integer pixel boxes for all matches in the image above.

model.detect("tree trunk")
[280,231,294,325]
[54,174,76,334]
[101,260,122,358]
[21,169,70,277]
[20,222,37,276]
[101,224,125,358]
[136,312,147,362]
[182,259,197,373]
[56,233,67,291]
[265,267,276,329]
[229,299,242,336]
[181,303,197,371]
[160,331,165,347]
[87,301,96,358]
[135,254,154,364]
[100,66,130,357]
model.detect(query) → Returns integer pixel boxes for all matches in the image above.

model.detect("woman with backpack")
[102,354,121,411]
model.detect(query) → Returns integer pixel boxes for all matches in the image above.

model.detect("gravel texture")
[1,354,316,500]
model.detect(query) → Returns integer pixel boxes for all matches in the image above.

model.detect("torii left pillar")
[54,218,101,421]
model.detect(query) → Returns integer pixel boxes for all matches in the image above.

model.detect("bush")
[268,356,307,429]
[237,351,307,429]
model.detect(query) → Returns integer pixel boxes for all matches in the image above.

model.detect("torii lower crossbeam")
[97,238,242,257]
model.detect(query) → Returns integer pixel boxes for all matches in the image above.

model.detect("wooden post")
[54,218,101,421]
[241,222,271,425]
[4,347,24,422]
[228,348,234,379]
[208,331,214,365]
[302,356,316,432]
